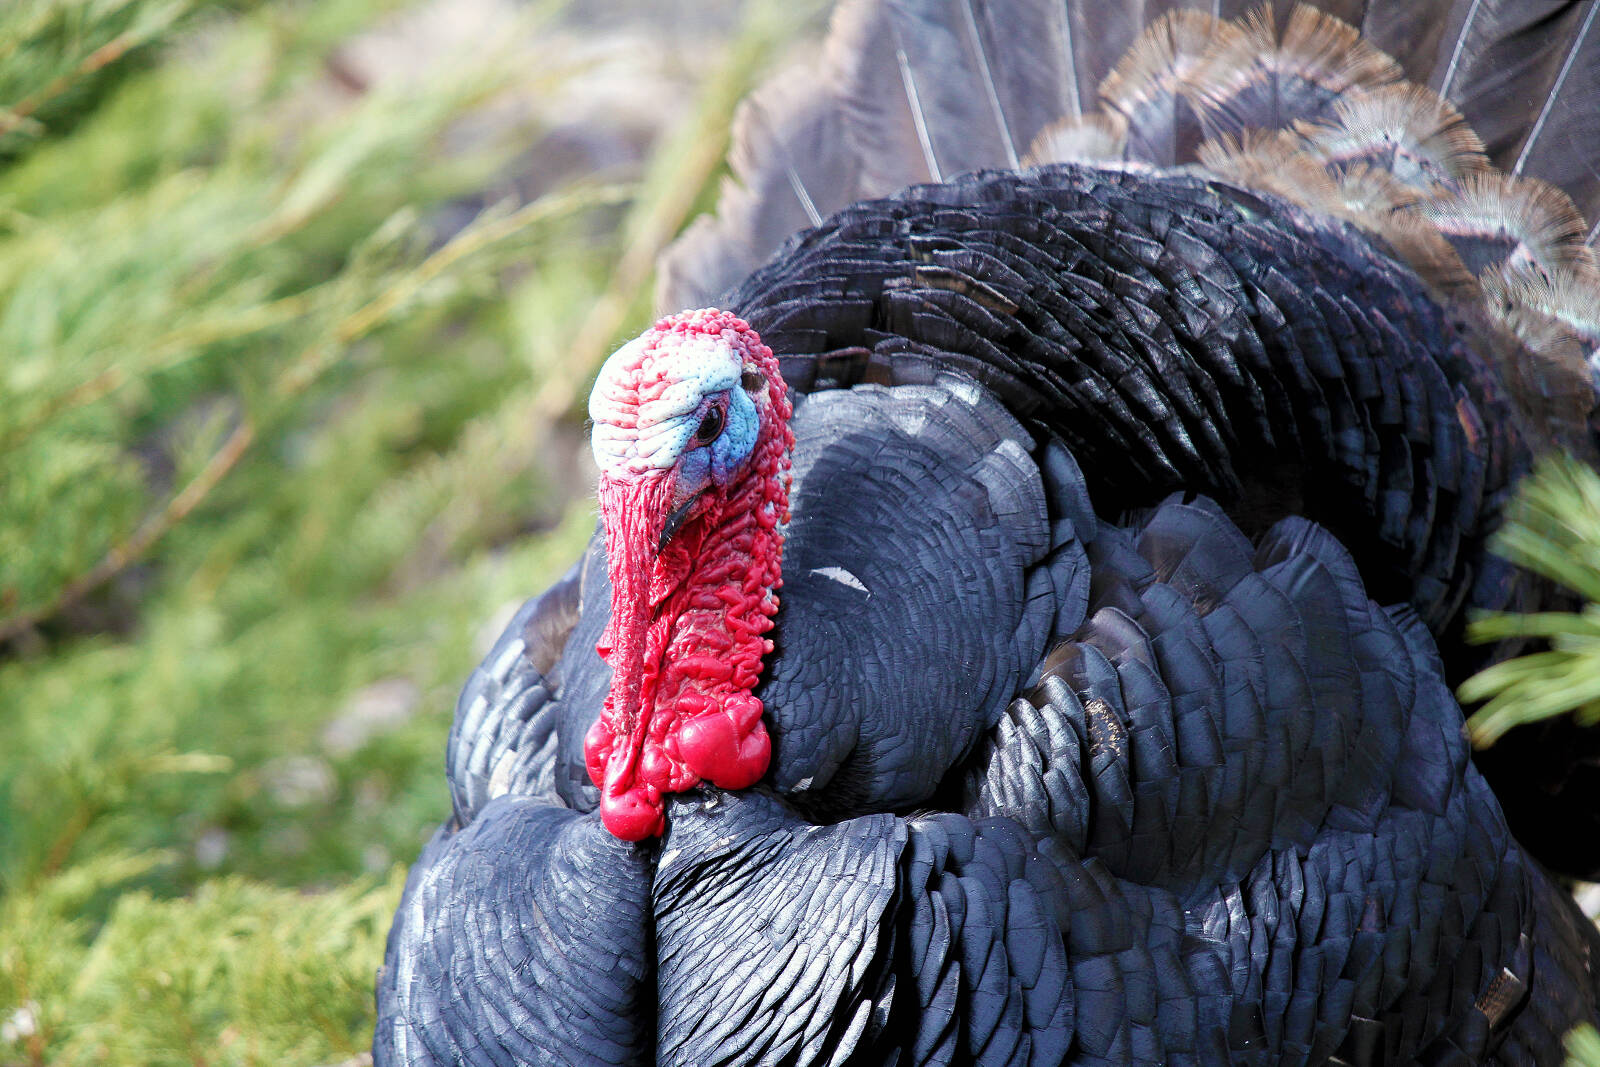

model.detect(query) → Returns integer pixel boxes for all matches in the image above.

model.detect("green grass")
[0,0,806,1061]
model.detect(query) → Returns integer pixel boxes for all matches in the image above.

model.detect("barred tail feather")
[663,0,1600,418]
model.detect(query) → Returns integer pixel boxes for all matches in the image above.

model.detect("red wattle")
[600,782,665,841]
[584,717,613,788]
[678,705,771,790]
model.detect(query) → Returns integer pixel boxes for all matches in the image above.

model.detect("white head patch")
[589,331,746,475]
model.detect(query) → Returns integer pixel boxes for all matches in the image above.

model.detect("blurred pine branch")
[0,0,810,1061]
[1460,456,1600,747]
[1570,1025,1600,1067]
[0,0,219,155]
[1456,455,1600,1064]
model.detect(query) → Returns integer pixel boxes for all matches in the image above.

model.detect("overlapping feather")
[1100,10,1240,165]
[1295,82,1487,190]
[663,0,1600,397]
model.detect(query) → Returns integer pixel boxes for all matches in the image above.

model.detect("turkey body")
[375,1,1600,1064]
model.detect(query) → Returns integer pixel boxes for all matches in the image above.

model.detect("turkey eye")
[693,406,724,444]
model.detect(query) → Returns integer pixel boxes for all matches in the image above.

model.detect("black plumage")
[376,800,653,1065]
[380,484,1600,1064]
[731,166,1520,637]
[377,1,1600,1063]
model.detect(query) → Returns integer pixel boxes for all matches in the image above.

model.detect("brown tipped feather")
[1476,304,1598,451]
[1420,172,1589,277]
[1100,11,1241,165]
[1294,83,1487,192]
[1368,209,1482,300]
[1068,2,1200,117]
[1277,3,1405,86]
[1196,129,1351,218]
[1191,123,1490,303]
[1482,256,1600,351]
[1025,111,1128,166]
[1100,10,1238,111]
[1331,162,1423,215]
[1186,4,1403,142]
[660,0,1600,418]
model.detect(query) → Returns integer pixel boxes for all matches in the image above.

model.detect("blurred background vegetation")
[0,0,812,1061]
[0,1,1595,1065]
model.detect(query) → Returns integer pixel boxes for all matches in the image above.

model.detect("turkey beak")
[658,489,705,552]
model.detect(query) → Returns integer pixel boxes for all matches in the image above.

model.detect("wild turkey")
[374,1,1600,1064]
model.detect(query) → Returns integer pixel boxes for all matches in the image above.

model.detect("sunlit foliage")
[0,0,803,1061]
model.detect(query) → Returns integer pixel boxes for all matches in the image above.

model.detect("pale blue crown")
[589,332,760,490]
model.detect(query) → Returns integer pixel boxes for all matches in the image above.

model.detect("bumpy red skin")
[585,310,793,841]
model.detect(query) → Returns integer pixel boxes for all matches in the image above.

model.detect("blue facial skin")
[672,383,759,507]
[713,385,760,480]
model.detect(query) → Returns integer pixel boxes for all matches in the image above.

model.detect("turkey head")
[584,308,793,839]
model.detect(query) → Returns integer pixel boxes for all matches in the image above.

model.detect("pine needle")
[0,1,790,1060]
[1461,456,1600,745]
[1569,1025,1600,1067]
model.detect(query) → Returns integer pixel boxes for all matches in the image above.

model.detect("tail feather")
[1024,110,1128,165]
[1483,251,1600,353]
[1100,10,1237,166]
[1433,0,1592,170]
[656,0,1600,882]
[827,0,940,194]
[1329,161,1423,213]
[661,0,1600,413]
[951,0,1075,165]
[655,71,863,311]
[1065,1,1182,115]
[831,0,1075,195]
[1186,5,1402,140]
[1196,128,1347,213]
[1349,0,1473,85]
[1294,82,1487,191]
[1509,0,1600,226]
[1365,207,1481,299]
[1420,171,1590,275]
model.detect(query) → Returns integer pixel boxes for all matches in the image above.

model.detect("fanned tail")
[663,0,1600,447]
[1096,10,1238,166]
[1069,2,1600,436]
[653,0,1600,880]
[659,0,1074,311]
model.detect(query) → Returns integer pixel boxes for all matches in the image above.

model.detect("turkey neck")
[588,374,793,841]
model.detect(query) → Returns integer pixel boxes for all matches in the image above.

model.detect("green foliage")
[0,0,225,161]
[0,0,808,1062]
[1570,1025,1600,1067]
[3,853,402,1066]
[1459,455,1600,746]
